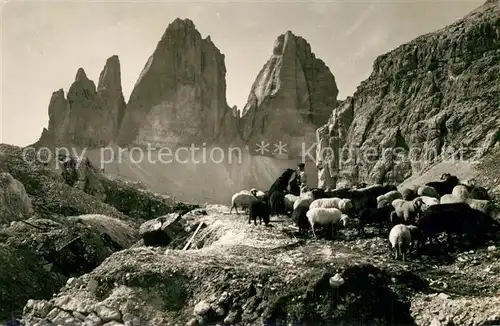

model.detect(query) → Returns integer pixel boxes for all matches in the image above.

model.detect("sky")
[1,0,483,147]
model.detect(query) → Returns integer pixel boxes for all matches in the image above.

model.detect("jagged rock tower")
[238,31,339,158]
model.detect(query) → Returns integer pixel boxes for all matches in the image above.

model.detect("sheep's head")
[250,189,258,197]
[440,173,452,180]
[340,215,350,228]
[413,197,425,210]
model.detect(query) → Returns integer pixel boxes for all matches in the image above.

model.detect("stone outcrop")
[36,56,126,148]
[239,31,338,158]
[317,0,500,188]
[0,172,33,225]
[116,18,240,148]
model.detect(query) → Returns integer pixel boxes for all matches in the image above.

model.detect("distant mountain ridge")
[32,0,499,200]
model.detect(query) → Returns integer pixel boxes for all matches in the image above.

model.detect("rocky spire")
[238,30,338,158]
[117,18,239,148]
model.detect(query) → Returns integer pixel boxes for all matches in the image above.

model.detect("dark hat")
[297,163,305,168]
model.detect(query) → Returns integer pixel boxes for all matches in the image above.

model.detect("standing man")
[297,162,308,191]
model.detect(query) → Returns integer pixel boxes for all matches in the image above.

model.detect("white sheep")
[309,197,342,209]
[440,194,465,204]
[417,196,440,211]
[391,199,405,210]
[249,188,266,200]
[466,198,493,216]
[230,191,259,214]
[293,191,315,210]
[452,185,470,200]
[417,185,440,199]
[389,224,412,262]
[376,190,402,204]
[306,207,349,239]
[284,194,299,211]
[338,198,353,215]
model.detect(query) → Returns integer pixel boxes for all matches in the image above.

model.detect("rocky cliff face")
[239,31,338,158]
[116,18,239,149]
[36,56,127,148]
[317,0,500,188]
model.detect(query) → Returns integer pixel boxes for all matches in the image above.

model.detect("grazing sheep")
[309,197,342,209]
[356,205,394,237]
[389,224,412,262]
[325,187,351,199]
[377,190,403,204]
[293,188,325,210]
[470,187,490,200]
[284,194,299,213]
[268,169,296,195]
[250,188,266,200]
[269,191,286,216]
[400,188,418,201]
[291,206,310,234]
[393,197,425,224]
[466,198,493,216]
[230,191,259,214]
[425,174,460,196]
[306,207,349,239]
[417,196,440,210]
[415,202,499,252]
[440,194,465,204]
[391,199,405,210]
[248,199,270,226]
[339,198,353,216]
[452,185,470,200]
[378,199,391,209]
[417,185,440,199]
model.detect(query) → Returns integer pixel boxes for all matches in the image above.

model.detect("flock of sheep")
[230,169,500,261]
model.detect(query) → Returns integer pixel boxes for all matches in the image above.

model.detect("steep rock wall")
[317,0,500,188]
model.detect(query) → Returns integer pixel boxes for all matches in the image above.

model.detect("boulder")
[0,172,33,225]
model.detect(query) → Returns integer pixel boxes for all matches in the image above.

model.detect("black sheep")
[415,202,499,253]
[268,168,295,195]
[470,186,490,200]
[425,173,459,196]
[325,187,351,199]
[269,191,286,216]
[249,199,270,226]
[356,205,394,237]
[291,206,310,234]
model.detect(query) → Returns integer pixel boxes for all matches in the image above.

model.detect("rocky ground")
[21,206,500,326]
[1,142,500,326]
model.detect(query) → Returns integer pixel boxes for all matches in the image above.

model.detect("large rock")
[0,214,137,323]
[238,31,338,158]
[35,56,126,148]
[0,172,33,225]
[317,0,500,188]
[116,18,239,149]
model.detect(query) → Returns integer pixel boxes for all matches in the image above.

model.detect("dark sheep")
[470,186,490,200]
[291,206,310,234]
[249,198,270,226]
[325,187,351,199]
[401,188,417,201]
[356,205,395,237]
[269,191,286,216]
[425,173,460,196]
[268,168,295,195]
[415,202,500,252]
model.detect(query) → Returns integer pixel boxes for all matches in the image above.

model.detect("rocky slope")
[317,0,500,188]
[116,18,239,149]
[37,56,126,148]
[21,205,500,326]
[239,31,338,158]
